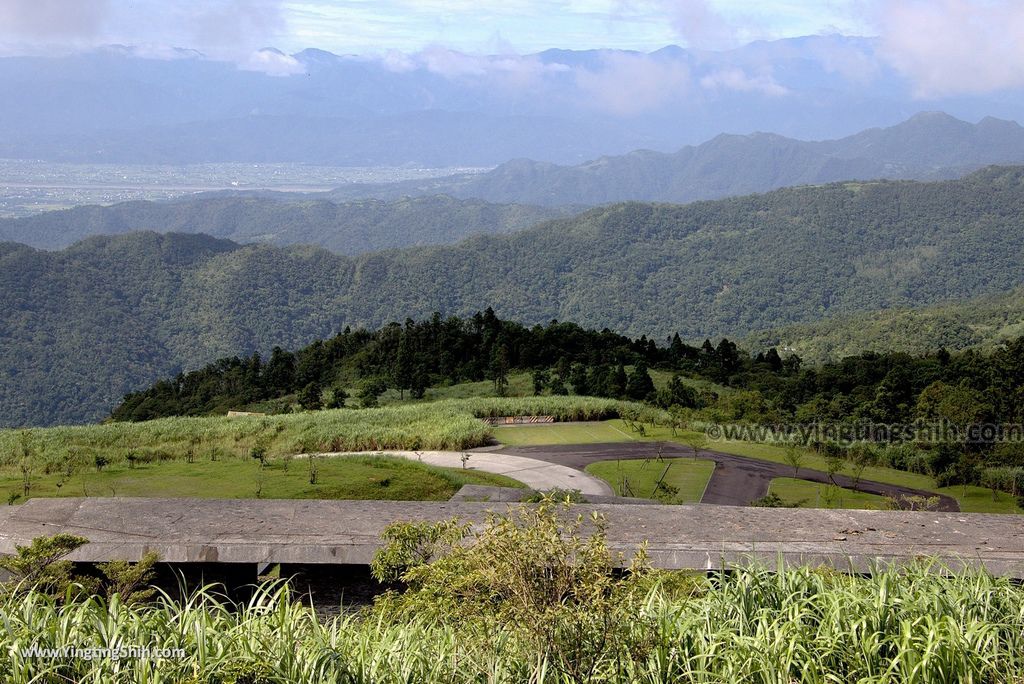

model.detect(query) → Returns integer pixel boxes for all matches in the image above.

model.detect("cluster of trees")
[0,195,562,253]
[111,309,704,419]
[8,167,1024,427]
[113,310,1024,501]
[751,287,1024,364]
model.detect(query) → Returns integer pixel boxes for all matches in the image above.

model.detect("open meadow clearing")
[0,454,522,503]
[492,421,633,446]
[767,477,891,510]
[585,458,715,502]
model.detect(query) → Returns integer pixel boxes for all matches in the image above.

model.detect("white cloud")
[613,0,735,49]
[240,47,306,75]
[575,51,691,115]
[874,0,1024,97]
[380,49,418,73]
[0,0,110,40]
[699,66,788,95]
[412,46,569,88]
[659,0,736,49]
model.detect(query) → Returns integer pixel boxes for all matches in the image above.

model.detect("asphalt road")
[486,441,960,511]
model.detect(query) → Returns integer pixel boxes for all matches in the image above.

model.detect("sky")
[1,0,1023,98]
[0,0,872,56]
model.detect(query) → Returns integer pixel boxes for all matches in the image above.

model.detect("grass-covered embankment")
[0,397,651,484]
[0,455,523,503]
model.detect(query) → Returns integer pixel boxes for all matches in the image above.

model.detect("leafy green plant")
[0,534,91,597]
[96,551,160,604]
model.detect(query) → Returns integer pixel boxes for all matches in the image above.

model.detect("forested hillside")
[751,288,1024,362]
[4,167,1024,426]
[0,195,565,253]
[325,113,1024,206]
[110,310,1024,506]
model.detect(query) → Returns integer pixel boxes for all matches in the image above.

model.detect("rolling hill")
[749,288,1024,363]
[325,113,1024,206]
[0,195,566,253]
[4,166,1024,427]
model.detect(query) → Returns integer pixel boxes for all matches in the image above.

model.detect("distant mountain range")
[2,36,1024,166]
[325,112,1024,206]
[0,195,568,253]
[4,166,1024,427]
[6,112,1022,250]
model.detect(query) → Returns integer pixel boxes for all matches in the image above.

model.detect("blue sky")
[3,0,1024,99]
[0,0,871,55]
[280,1,870,53]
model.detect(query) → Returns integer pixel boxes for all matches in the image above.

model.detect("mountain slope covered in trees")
[750,288,1024,362]
[0,195,566,253]
[4,167,1024,426]
[101,311,1024,507]
[324,113,1024,206]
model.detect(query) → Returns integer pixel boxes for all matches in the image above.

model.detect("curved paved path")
[311,450,614,497]
[485,442,959,511]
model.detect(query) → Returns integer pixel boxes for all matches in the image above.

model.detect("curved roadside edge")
[490,441,960,511]
[300,450,615,497]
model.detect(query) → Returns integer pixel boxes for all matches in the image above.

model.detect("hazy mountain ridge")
[4,166,1024,426]
[3,36,1024,166]
[323,113,1024,206]
[0,195,567,253]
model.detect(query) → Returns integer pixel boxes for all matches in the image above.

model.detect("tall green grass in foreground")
[3,564,1022,683]
[0,397,647,476]
[3,498,1023,683]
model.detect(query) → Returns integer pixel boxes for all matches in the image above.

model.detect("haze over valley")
[4,3,1024,678]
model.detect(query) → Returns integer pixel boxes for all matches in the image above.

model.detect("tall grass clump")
[460,396,653,422]
[0,397,649,475]
[3,500,1023,683]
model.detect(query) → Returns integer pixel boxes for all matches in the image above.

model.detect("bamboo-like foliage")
[2,562,1023,683]
[0,397,651,474]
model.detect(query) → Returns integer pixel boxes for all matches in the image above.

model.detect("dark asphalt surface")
[489,441,960,511]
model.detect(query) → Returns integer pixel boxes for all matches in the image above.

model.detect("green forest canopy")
[4,166,1024,426]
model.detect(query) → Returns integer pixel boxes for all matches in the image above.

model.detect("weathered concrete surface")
[1,498,1022,576]
[313,450,614,496]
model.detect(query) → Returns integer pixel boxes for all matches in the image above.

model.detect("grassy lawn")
[493,422,633,446]
[586,458,715,503]
[935,485,1023,514]
[768,478,891,510]
[603,419,1021,514]
[648,369,730,395]
[606,419,936,489]
[0,454,522,504]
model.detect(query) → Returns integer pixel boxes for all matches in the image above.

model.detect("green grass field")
[0,397,643,473]
[935,485,1023,514]
[493,422,633,446]
[605,419,937,489]
[586,458,715,503]
[0,454,522,504]
[768,478,891,510]
[603,420,1021,514]
[648,369,731,395]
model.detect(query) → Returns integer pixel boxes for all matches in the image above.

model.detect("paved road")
[486,442,960,511]
[313,450,614,497]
